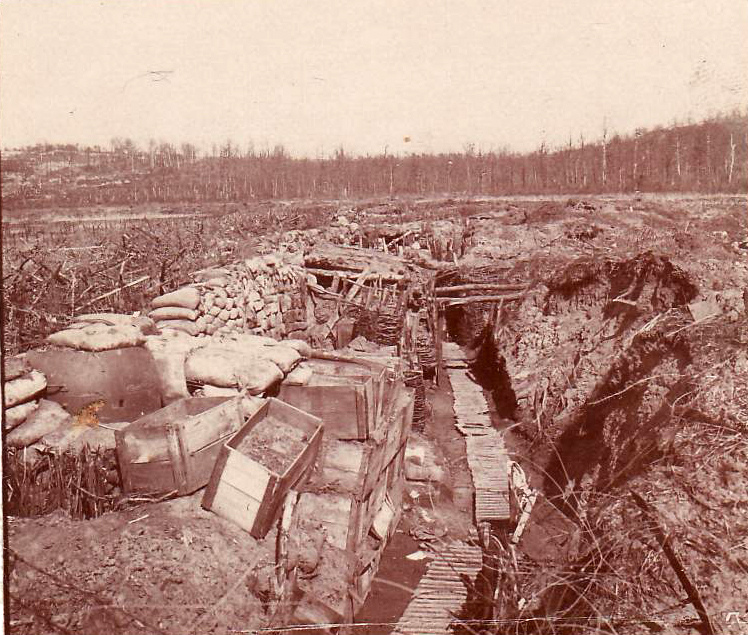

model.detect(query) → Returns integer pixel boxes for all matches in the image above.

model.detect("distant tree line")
[2,111,746,208]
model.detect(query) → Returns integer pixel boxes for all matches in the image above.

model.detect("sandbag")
[283,339,312,358]
[145,332,205,404]
[71,314,159,335]
[3,400,40,431]
[6,400,72,448]
[34,423,88,453]
[219,333,277,347]
[47,325,145,352]
[4,370,47,408]
[200,384,242,397]
[72,313,138,327]
[214,341,300,374]
[36,423,120,453]
[258,345,301,373]
[185,348,283,395]
[156,319,199,336]
[4,355,31,381]
[148,306,198,322]
[284,365,313,386]
[148,349,190,403]
[151,287,200,310]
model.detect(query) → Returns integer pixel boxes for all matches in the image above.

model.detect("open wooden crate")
[202,397,323,539]
[115,396,244,496]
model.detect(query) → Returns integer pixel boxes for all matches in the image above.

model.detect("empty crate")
[115,396,244,495]
[202,397,323,539]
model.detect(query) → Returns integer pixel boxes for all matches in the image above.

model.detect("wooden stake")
[630,491,715,635]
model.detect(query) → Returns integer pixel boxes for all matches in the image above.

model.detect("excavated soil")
[236,416,309,474]
[7,492,275,635]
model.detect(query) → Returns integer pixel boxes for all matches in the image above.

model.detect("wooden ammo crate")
[202,398,323,539]
[115,396,244,495]
[297,491,365,552]
[303,355,388,421]
[278,373,377,440]
[305,437,386,500]
[381,383,415,468]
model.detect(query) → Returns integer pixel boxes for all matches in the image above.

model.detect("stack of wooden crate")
[116,351,416,627]
[278,354,414,618]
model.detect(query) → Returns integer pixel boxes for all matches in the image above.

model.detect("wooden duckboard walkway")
[444,342,510,523]
[393,541,483,635]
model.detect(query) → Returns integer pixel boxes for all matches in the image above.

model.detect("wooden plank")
[202,444,230,511]
[118,425,170,463]
[298,492,362,552]
[435,283,526,295]
[181,398,243,453]
[304,266,405,283]
[166,423,189,494]
[438,293,523,306]
[125,460,176,494]
[279,426,324,492]
[436,306,444,380]
[313,438,385,500]
[210,479,262,534]
[222,450,272,500]
[185,438,232,494]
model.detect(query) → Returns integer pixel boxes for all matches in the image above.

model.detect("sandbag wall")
[148,255,309,340]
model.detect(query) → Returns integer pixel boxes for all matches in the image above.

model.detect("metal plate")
[27,347,162,423]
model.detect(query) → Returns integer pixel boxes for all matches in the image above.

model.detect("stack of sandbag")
[148,287,201,336]
[184,334,308,395]
[195,269,247,337]
[7,399,73,450]
[191,256,307,339]
[3,356,46,434]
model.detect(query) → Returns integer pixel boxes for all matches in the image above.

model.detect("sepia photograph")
[1,1,747,633]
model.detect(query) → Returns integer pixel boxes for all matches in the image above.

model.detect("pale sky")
[1,0,747,157]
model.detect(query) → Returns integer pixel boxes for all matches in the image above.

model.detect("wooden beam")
[76,275,150,311]
[438,293,523,306]
[345,268,371,302]
[435,283,526,296]
[304,267,405,283]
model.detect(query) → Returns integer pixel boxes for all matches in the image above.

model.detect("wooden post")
[435,306,444,382]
